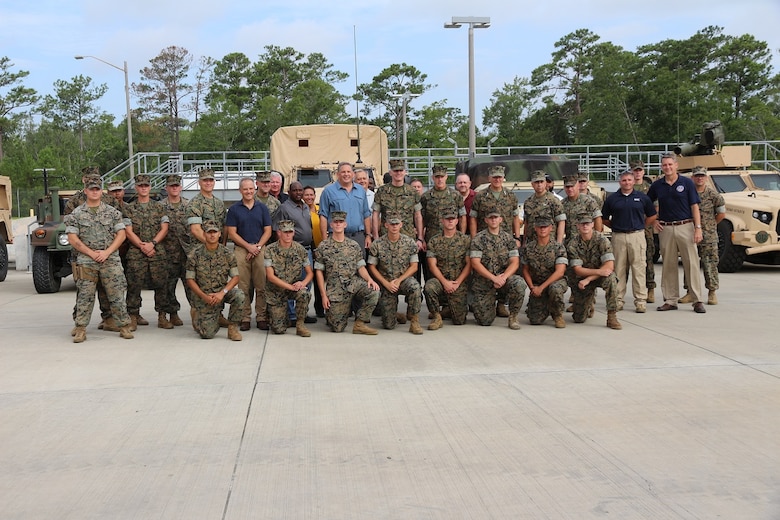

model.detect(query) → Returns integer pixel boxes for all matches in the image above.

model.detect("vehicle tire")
[717,220,746,273]
[0,235,7,282]
[32,246,62,293]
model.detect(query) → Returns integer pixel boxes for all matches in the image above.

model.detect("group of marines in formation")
[65,152,722,343]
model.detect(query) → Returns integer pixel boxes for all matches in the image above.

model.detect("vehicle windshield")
[297,168,332,188]
[749,173,780,191]
[710,174,748,193]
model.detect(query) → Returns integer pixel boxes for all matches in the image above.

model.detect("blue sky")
[2,0,779,132]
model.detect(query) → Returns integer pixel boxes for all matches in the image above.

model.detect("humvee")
[676,121,780,272]
[29,186,75,293]
[0,175,13,282]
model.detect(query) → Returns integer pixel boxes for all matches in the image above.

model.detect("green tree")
[482,76,535,146]
[0,56,40,160]
[40,75,109,153]
[407,100,466,148]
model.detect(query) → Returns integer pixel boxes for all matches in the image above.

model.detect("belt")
[659,219,692,226]
[613,229,643,234]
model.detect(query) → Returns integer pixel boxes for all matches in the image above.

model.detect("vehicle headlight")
[752,210,773,225]
[57,233,70,247]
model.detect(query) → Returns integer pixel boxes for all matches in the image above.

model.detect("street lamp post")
[444,16,490,158]
[389,91,420,159]
[75,55,134,178]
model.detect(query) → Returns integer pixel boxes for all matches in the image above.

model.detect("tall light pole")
[444,16,490,158]
[75,55,135,178]
[389,91,420,159]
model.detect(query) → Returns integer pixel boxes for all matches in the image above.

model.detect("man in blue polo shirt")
[319,161,373,253]
[647,153,706,313]
[602,170,657,313]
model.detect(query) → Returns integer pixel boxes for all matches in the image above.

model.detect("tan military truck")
[0,175,13,282]
[270,124,388,200]
[676,122,780,272]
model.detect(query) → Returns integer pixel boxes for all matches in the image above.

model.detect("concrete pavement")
[1,264,779,519]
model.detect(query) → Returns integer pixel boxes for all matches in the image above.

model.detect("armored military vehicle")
[0,175,13,282]
[676,121,780,272]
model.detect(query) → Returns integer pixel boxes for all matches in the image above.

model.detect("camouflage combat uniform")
[697,186,726,291]
[64,202,130,328]
[125,199,170,316]
[561,194,601,245]
[522,238,568,324]
[424,231,471,325]
[421,188,465,241]
[469,188,519,235]
[523,192,565,243]
[160,196,191,310]
[372,184,422,238]
[367,234,422,329]
[256,194,280,217]
[186,193,226,232]
[264,241,311,333]
[469,230,527,326]
[635,179,656,290]
[567,230,618,323]
[185,243,245,339]
[314,237,379,332]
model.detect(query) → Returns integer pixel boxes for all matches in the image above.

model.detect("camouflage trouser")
[71,259,112,321]
[526,279,568,325]
[379,277,422,329]
[423,278,468,325]
[645,227,656,289]
[164,260,190,313]
[471,275,527,326]
[326,282,379,332]
[571,273,618,323]
[126,256,168,315]
[192,288,245,339]
[698,240,719,291]
[73,257,130,327]
[267,288,311,334]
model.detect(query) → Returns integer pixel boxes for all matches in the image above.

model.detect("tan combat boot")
[495,303,510,318]
[135,314,149,326]
[296,322,311,337]
[646,289,655,303]
[508,313,521,330]
[218,315,230,328]
[71,326,78,337]
[190,309,199,332]
[353,320,378,335]
[428,312,443,330]
[102,317,120,332]
[708,289,718,305]
[227,323,243,341]
[119,325,134,339]
[553,315,566,328]
[169,312,184,326]
[72,326,87,343]
[678,292,694,304]
[395,312,407,325]
[158,312,174,329]
[408,315,423,335]
[129,315,138,332]
[607,310,622,330]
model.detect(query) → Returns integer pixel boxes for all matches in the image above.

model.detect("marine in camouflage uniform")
[123,174,170,329]
[469,212,527,329]
[64,177,133,342]
[314,211,379,334]
[521,219,568,327]
[561,178,603,245]
[631,160,657,300]
[424,208,471,328]
[468,165,521,238]
[160,174,191,322]
[185,221,244,340]
[567,214,621,329]
[421,167,466,241]
[264,220,313,336]
[186,169,227,243]
[523,170,566,243]
[367,212,423,334]
[372,160,423,240]
[255,171,281,218]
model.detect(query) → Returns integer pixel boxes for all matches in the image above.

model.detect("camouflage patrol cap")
[389,159,405,171]
[107,180,124,191]
[203,220,220,232]
[84,177,102,189]
[577,214,594,224]
[385,212,403,225]
[577,172,589,182]
[331,211,347,222]
[530,170,547,183]
[81,166,100,177]
[692,165,708,176]
[256,171,271,182]
[441,206,458,219]
[82,173,101,186]
[166,174,182,186]
[198,168,215,180]
[534,217,553,227]
[486,210,502,218]
[630,160,645,170]
[563,176,577,187]
[432,165,448,177]
[278,220,296,232]
[134,174,151,186]
[488,165,505,178]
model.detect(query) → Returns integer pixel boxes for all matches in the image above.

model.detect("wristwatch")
[151,240,158,246]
